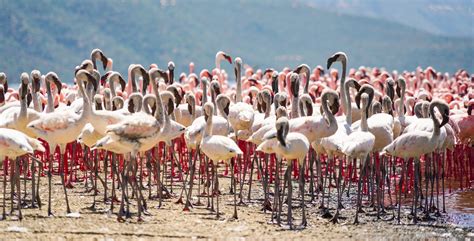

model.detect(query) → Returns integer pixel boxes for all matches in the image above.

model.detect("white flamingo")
[228,57,254,135]
[0,73,41,138]
[382,100,450,224]
[339,91,375,224]
[257,116,310,228]
[0,128,45,220]
[200,102,242,219]
[27,70,93,216]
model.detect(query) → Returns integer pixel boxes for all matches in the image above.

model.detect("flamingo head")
[0,86,4,104]
[327,52,347,69]
[216,51,232,64]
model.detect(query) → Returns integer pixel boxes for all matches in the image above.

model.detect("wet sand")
[0,172,472,240]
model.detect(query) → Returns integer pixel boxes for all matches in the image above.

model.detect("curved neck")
[151,77,165,124]
[339,60,349,122]
[264,100,271,118]
[77,79,91,115]
[31,91,41,112]
[398,84,406,118]
[45,81,54,113]
[204,114,213,138]
[109,79,117,97]
[344,79,352,124]
[20,93,27,117]
[321,95,337,129]
[202,83,208,104]
[303,68,310,94]
[217,103,228,119]
[236,65,242,102]
[130,71,138,93]
[430,105,441,139]
[211,90,217,115]
[360,103,369,132]
[291,96,299,118]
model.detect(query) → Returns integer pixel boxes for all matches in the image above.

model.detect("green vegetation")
[0,0,472,83]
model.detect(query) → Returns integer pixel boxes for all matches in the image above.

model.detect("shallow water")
[446,189,474,228]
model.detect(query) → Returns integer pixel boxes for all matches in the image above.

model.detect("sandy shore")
[0,172,472,240]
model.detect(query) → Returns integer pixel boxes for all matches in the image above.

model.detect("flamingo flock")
[0,49,472,228]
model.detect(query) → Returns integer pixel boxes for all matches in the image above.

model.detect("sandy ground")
[0,169,472,240]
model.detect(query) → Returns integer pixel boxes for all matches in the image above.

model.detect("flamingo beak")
[330,100,340,115]
[101,53,109,70]
[440,111,449,127]
[387,83,395,102]
[224,54,232,64]
[100,72,111,86]
[355,92,362,109]
[396,84,401,98]
[326,55,338,69]
[51,75,62,94]
[118,75,126,92]
[32,77,41,93]
[20,83,28,98]
[0,87,4,103]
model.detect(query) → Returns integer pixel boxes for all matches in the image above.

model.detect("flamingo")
[257,116,310,228]
[27,70,93,216]
[339,90,375,224]
[382,100,450,224]
[200,102,242,219]
[0,128,45,220]
[228,57,255,134]
[0,73,41,138]
[317,52,362,215]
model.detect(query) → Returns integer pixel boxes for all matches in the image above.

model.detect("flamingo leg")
[231,159,238,219]
[413,158,420,224]
[247,152,258,202]
[184,150,197,211]
[2,157,7,220]
[30,154,38,208]
[15,158,22,220]
[299,159,307,227]
[271,156,281,225]
[320,155,333,218]
[89,149,98,211]
[47,152,53,216]
[22,157,28,203]
[238,149,248,205]
[104,151,109,204]
[117,158,127,221]
[195,149,203,206]
[308,149,315,203]
[279,163,288,226]
[330,155,343,224]
[262,154,271,212]
[287,161,293,229]
[214,163,220,219]
[146,151,152,199]
[355,155,368,225]
[435,151,441,217]
[397,158,406,224]
[110,153,117,212]
[442,151,446,213]
[156,146,163,208]
[10,157,14,214]
[36,160,42,208]
[59,149,71,214]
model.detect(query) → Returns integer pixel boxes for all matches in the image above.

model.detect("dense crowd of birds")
[0,49,472,228]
